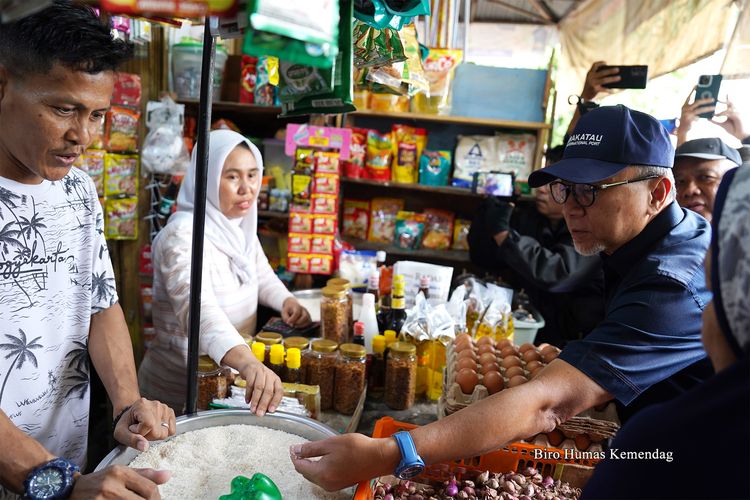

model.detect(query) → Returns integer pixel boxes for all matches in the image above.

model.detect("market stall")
[3,1,749,499]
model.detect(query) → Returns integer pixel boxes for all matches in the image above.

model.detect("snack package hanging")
[419,150,451,186]
[254,56,279,106]
[353,21,406,68]
[452,135,497,188]
[421,209,454,250]
[239,55,258,103]
[111,73,142,107]
[412,48,463,114]
[74,150,105,197]
[368,197,404,243]
[105,197,138,240]
[394,211,425,250]
[279,0,355,117]
[391,124,419,183]
[399,23,429,96]
[104,154,138,197]
[365,130,392,180]
[105,106,140,152]
[279,61,334,104]
[244,0,338,68]
[341,128,368,178]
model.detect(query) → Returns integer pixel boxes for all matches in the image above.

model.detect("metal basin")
[95,409,338,470]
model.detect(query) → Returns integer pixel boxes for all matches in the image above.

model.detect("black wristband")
[741,135,750,146]
[112,405,132,431]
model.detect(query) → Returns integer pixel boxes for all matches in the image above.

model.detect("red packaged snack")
[74,149,105,196]
[309,255,333,274]
[342,128,368,179]
[239,55,258,104]
[313,215,337,235]
[311,235,334,255]
[111,73,142,107]
[368,197,404,243]
[288,234,312,254]
[365,130,392,181]
[313,173,340,195]
[342,199,370,240]
[105,106,140,152]
[289,213,313,233]
[312,194,338,214]
[314,151,341,174]
[288,254,310,273]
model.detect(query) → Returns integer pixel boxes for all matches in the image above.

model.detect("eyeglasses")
[549,175,661,208]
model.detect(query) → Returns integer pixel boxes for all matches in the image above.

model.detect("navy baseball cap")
[529,105,674,187]
[675,137,742,166]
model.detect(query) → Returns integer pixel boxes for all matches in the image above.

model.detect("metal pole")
[185,16,216,415]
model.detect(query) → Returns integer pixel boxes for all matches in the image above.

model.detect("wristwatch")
[392,431,425,480]
[24,457,79,500]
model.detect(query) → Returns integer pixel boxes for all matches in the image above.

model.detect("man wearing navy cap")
[291,105,715,491]
[674,137,742,222]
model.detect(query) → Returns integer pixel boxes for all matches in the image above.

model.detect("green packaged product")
[280,0,355,117]
[353,21,406,68]
[419,150,452,186]
[279,61,334,104]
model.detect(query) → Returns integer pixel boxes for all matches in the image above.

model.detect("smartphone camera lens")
[699,75,710,85]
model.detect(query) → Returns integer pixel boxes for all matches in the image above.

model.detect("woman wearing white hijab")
[139,129,311,415]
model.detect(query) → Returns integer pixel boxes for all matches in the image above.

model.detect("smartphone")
[599,65,648,89]
[473,171,515,199]
[696,74,723,119]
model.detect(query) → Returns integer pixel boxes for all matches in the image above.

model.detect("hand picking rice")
[129,424,348,499]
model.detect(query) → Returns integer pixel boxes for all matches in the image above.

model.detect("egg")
[479,352,498,366]
[456,357,478,372]
[575,434,591,451]
[455,368,479,395]
[497,339,513,350]
[526,360,543,372]
[519,342,536,353]
[538,343,550,351]
[477,343,496,355]
[504,365,525,379]
[480,361,500,374]
[482,370,504,395]
[476,335,495,347]
[454,333,473,350]
[501,355,522,369]
[457,348,478,362]
[541,344,560,355]
[500,345,519,358]
[507,374,528,388]
[522,349,542,363]
[546,429,564,447]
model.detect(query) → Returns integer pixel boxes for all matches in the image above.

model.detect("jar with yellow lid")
[305,339,338,410]
[327,278,353,342]
[197,355,227,410]
[334,343,366,415]
[385,342,417,410]
[284,348,302,383]
[269,344,285,378]
[255,332,283,368]
[284,336,310,351]
[368,334,387,400]
[320,286,349,345]
[251,341,266,364]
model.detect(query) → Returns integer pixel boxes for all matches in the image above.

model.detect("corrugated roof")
[464,0,585,24]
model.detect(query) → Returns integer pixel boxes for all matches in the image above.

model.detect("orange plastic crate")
[354,416,599,499]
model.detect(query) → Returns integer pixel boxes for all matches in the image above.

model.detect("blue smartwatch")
[392,431,425,480]
[24,457,79,500]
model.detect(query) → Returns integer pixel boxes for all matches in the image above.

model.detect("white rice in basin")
[129,424,349,499]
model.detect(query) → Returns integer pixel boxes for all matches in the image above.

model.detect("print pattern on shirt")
[0,169,117,473]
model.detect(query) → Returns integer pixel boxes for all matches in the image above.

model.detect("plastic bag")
[338,249,378,288]
[141,96,189,175]
[452,135,496,188]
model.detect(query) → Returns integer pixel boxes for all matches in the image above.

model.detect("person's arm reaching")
[89,303,176,450]
[291,359,612,491]
[566,62,620,137]
[712,98,748,142]
[0,409,170,498]
[676,87,716,146]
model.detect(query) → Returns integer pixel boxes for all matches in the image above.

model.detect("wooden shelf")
[258,210,289,220]
[178,99,282,115]
[342,237,471,264]
[350,110,552,131]
[341,178,481,198]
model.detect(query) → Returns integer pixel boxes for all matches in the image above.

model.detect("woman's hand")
[282,298,312,328]
[239,359,284,416]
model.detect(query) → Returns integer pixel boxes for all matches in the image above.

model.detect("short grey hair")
[632,165,676,202]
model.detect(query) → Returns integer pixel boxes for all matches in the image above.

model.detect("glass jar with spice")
[385,342,417,410]
[368,334,387,400]
[255,332,283,368]
[284,348,302,383]
[320,286,349,345]
[305,339,338,410]
[269,344,285,378]
[327,278,353,341]
[197,355,227,410]
[334,343,366,415]
[284,337,309,382]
